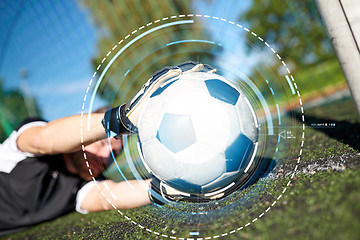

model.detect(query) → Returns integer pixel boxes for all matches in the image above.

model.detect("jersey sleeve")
[0,120,47,173]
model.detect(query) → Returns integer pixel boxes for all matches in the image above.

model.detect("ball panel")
[137,97,165,143]
[159,76,210,114]
[167,178,202,194]
[177,145,226,186]
[175,142,221,164]
[164,91,208,116]
[205,79,240,105]
[235,96,258,142]
[140,139,178,180]
[217,100,242,146]
[225,133,254,172]
[156,113,196,153]
[190,97,231,151]
[201,171,240,193]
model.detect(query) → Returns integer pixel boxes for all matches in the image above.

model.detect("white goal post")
[315,0,360,115]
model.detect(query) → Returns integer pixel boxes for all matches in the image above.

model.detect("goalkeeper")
[0,62,213,236]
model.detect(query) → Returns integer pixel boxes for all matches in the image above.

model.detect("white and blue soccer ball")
[137,71,258,196]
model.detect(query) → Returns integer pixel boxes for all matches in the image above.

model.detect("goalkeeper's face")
[64,138,122,180]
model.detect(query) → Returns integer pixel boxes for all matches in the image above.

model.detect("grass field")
[2,95,360,240]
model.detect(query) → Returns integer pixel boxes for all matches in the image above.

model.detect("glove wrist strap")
[102,105,129,137]
[119,103,138,133]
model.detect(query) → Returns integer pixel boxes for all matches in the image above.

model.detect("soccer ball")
[137,71,258,197]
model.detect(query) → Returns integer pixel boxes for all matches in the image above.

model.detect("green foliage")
[82,0,213,105]
[241,0,346,110]
[267,59,345,105]
[0,79,41,142]
[295,59,345,97]
[243,0,334,68]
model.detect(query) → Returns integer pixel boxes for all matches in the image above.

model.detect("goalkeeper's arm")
[17,113,107,155]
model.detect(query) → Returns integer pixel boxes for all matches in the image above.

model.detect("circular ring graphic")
[80,14,305,239]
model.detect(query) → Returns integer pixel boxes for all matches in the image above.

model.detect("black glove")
[102,61,216,137]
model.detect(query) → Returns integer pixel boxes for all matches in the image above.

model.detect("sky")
[0,0,100,120]
[0,0,252,121]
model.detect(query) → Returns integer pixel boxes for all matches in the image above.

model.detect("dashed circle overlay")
[80,14,305,239]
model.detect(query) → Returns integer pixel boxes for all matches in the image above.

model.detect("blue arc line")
[87,20,194,127]
[106,122,129,183]
[270,87,275,95]
[276,103,281,125]
[123,136,146,183]
[232,71,274,135]
[167,39,216,46]
[285,75,296,94]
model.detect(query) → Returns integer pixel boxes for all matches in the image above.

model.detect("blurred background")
[2,0,360,239]
[0,0,348,142]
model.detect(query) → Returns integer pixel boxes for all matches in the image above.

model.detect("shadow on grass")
[295,112,360,152]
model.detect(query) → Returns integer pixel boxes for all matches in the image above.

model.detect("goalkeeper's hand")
[148,177,227,204]
[101,61,216,136]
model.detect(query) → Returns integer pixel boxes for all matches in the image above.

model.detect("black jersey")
[0,120,86,236]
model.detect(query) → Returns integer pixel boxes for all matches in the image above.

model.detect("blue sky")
[0,0,100,120]
[0,0,252,121]
[193,0,256,76]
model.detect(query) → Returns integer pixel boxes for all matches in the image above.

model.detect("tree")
[242,0,334,69]
[82,0,214,104]
[0,79,41,142]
